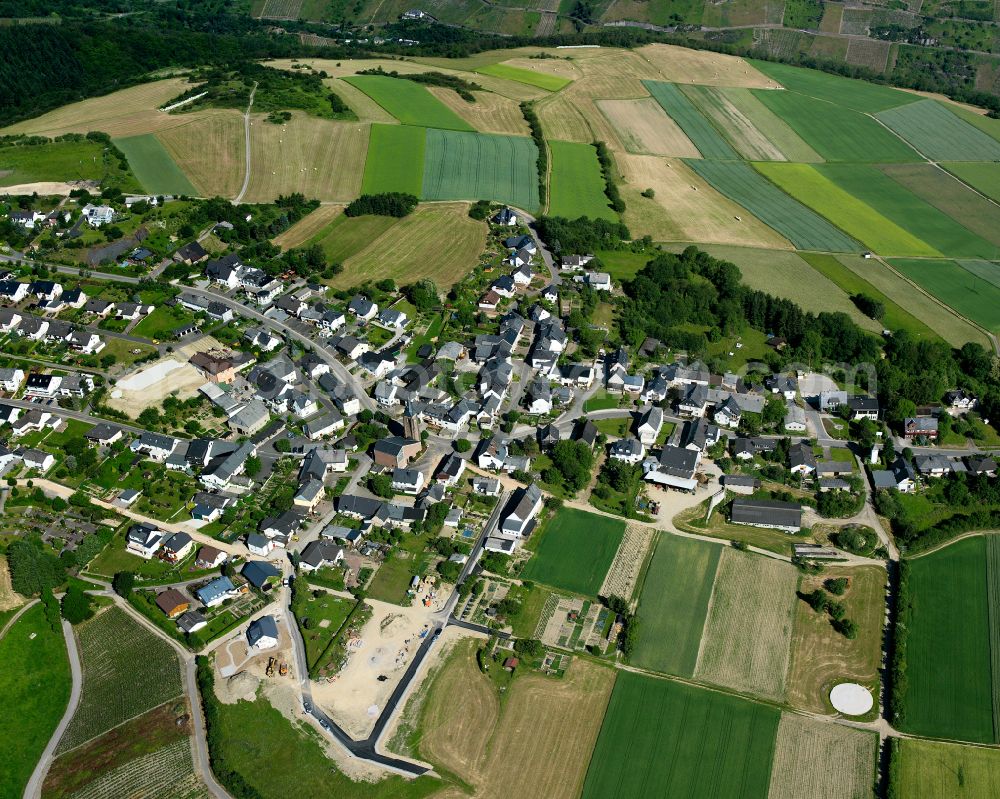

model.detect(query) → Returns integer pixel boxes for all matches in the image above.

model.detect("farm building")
[730,498,802,533]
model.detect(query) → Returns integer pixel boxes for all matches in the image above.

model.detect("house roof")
[155,588,188,614]
[242,560,280,588]
[731,498,802,528]
[247,615,279,646]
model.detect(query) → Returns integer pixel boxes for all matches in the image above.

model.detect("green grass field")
[631,534,721,678]
[475,63,570,91]
[948,104,1000,143]
[799,252,938,339]
[421,128,539,211]
[547,140,616,221]
[957,259,1000,290]
[311,213,399,263]
[749,60,918,112]
[113,134,198,195]
[816,163,997,259]
[581,672,779,799]
[686,160,862,252]
[594,249,653,280]
[361,123,426,195]
[343,76,474,131]
[0,603,71,799]
[890,258,1000,333]
[642,80,739,160]
[901,536,995,743]
[753,89,920,162]
[58,606,183,752]
[894,737,1000,798]
[755,162,938,256]
[876,100,1000,162]
[0,139,139,189]
[521,507,625,596]
[943,162,1000,203]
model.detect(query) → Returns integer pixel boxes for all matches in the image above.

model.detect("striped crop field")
[342,75,474,130]
[112,134,198,195]
[361,123,425,195]
[422,128,539,211]
[642,80,739,160]
[890,258,1000,333]
[876,100,1000,161]
[686,160,862,252]
[753,89,921,162]
[748,60,918,112]
[754,163,938,256]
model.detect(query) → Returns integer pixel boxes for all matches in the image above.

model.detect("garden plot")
[599,524,655,601]
[67,738,209,799]
[694,547,799,702]
[535,595,611,652]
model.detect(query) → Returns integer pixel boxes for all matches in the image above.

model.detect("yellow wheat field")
[636,43,781,88]
[156,110,246,198]
[272,205,344,250]
[426,88,530,136]
[596,98,700,157]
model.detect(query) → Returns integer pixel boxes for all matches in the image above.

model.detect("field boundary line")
[987,535,1000,743]
[906,529,1000,559]
[690,551,722,677]
[233,81,257,204]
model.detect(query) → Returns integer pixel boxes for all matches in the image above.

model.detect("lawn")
[889,258,1000,333]
[900,536,995,743]
[753,89,921,162]
[594,249,653,281]
[642,80,739,160]
[342,75,473,131]
[360,123,426,195]
[58,606,183,752]
[876,99,1000,162]
[113,134,199,195]
[131,305,198,341]
[475,63,571,91]
[748,60,919,113]
[592,417,629,437]
[631,534,721,678]
[547,140,616,221]
[893,738,1000,798]
[755,162,938,256]
[686,159,862,252]
[943,162,1000,204]
[0,603,71,799]
[0,139,140,189]
[582,390,622,412]
[421,128,539,211]
[311,213,399,264]
[581,672,779,799]
[294,591,356,673]
[367,532,434,604]
[521,507,625,596]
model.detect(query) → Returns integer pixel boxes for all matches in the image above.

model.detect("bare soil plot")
[156,110,245,199]
[635,43,781,88]
[694,547,799,702]
[337,203,485,290]
[786,565,886,713]
[1,78,194,137]
[595,98,699,157]
[682,84,787,161]
[272,204,344,250]
[0,556,25,612]
[242,113,369,203]
[617,154,793,248]
[767,712,878,799]
[426,88,530,135]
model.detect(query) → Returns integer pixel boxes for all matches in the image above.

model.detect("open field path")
[0,598,37,641]
[234,81,257,204]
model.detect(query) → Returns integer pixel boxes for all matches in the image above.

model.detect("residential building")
[247,615,279,649]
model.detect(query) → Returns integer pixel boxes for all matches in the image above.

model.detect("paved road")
[512,208,559,286]
[0,598,37,640]
[23,619,83,799]
[3,398,157,437]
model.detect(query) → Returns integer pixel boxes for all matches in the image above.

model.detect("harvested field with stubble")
[786,566,886,713]
[242,114,368,203]
[0,78,195,138]
[426,88,529,135]
[767,713,877,799]
[337,203,485,289]
[595,98,699,157]
[156,111,248,199]
[272,204,343,250]
[599,524,655,603]
[643,80,738,159]
[636,43,780,88]
[694,548,799,702]
[618,155,792,248]
[682,84,786,161]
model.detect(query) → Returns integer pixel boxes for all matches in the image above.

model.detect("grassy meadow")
[547,140,616,221]
[113,134,198,195]
[476,63,571,91]
[343,75,474,130]
[361,123,425,195]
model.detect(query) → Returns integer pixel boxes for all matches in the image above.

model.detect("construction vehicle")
[266,657,276,677]
[279,662,288,677]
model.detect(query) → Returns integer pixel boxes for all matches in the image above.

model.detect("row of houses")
[0,305,105,354]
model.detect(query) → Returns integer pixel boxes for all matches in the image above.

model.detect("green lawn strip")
[547,140,617,221]
[942,162,1000,204]
[113,134,198,196]
[57,606,184,752]
[361,124,426,195]
[889,258,1000,334]
[875,100,1000,162]
[685,159,862,252]
[421,128,539,211]
[815,163,997,259]
[521,507,624,596]
[295,592,356,672]
[198,663,439,799]
[642,80,739,160]
[748,60,919,113]
[988,535,1000,740]
[367,532,434,604]
[801,253,935,339]
[131,305,198,341]
[0,603,71,799]
[753,89,921,162]
[581,672,779,799]
[474,63,570,91]
[631,534,721,678]
[754,162,938,256]
[312,213,399,263]
[901,537,995,743]
[343,75,473,131]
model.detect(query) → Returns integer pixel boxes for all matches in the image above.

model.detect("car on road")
[303,701,312,713]
[319,718,330,730]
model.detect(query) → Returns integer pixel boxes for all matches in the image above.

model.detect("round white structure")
[830,683,874,716]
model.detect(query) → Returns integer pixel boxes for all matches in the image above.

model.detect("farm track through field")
[234,81,256,204]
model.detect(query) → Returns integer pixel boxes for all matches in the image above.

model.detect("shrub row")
[593,140,625,215]
[520,101,547,206]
